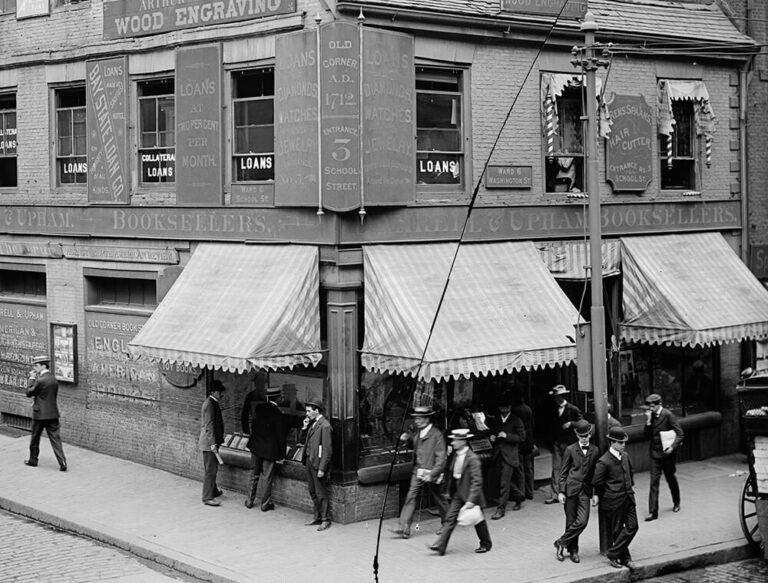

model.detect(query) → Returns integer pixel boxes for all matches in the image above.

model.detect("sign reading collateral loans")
[102,0,297,40]
[500,0,587,19]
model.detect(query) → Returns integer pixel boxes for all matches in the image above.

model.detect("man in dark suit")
[393,405,448,539]
[429,428,492,556]
[301,400,333,531]
[198,380,226,507]
[512,391,535,500]
[25,355,67,471]
[241,384,285,511]
[554,419,599,563]
[489,395,526,519]
[643,393,684,521]
[546,384,583,504]
[592,426,638,570]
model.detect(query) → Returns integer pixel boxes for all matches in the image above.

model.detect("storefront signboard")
[0,241,62,258]
[500,0,586,19]
[158,361,201,388]
[86,57,130,204]
[486,166,533,189]
[605,94,653,192]
[16,0,49,20]
[274,29,319,207]
[751,245,768,280]
[62,244,178,264]
[0,302,47,392]
[102,0,297,40]
[175,44,223,205]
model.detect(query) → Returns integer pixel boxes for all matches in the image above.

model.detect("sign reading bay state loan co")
[86,57,130,203]
[605,94,653,193]
[103,0,296,40]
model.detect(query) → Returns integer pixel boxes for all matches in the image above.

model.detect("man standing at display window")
[511,390,535,501]
[545,384,583,504]
[241,384,285,511]
[489,395,526,519]
[392,405,448,539]
[592,426,638,570]
[199,380,226,507]
[553,419,598,564]
[643,393,684,521]
[25,355,67,472]
[301,400,333,531]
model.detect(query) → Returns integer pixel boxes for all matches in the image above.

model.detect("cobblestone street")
[645,559,768,583]
[0,509,198,583]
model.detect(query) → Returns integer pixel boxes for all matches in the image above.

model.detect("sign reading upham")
[103,0,297,40]
[605,94,653,193]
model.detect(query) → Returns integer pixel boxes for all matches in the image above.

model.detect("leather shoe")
[512,501,522,511]
[554,541,565,562]
[317,521,331,531]
[428,544,445,556]
[623,559,637,570]
[203,499,221,506]
[244,498,254,509]
[59,465,67,472]
[261,502,275,512]
[305,519,322,526]
[491,509,505,520]
[401,529,410,539]
[644,514,658,522]
[475,545,491,554]
[544,497,558,504]
[609,558,624,569]
[213,487,223,497]
[24,460,38,467]
[569,552,580,564]
[673,503,681,512]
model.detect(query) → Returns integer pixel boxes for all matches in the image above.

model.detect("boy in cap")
[25,355,67,471]
[643,393,683,521]
[393,405,448,538]
[592,426,638,570]
[199,379,227,506]
[553,419,598,563]
[546,384,583,504]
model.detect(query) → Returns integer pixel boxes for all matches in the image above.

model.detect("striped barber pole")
[667,134,674,169]
[705,136,712,167]
[545,86,556,159]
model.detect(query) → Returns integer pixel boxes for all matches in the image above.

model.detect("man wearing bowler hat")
[25,355,67,471]
[392,405,448,538]
[592,426,638,570]
[643,393,684,521]
[553,419,598,563]
[489,394,526,519]
[199,379,226,506]
[301,399,333,531]
[546,384,583,504]
[429,428,492,555]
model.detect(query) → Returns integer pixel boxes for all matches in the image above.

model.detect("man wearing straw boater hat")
[592,426,638,570]
[25,355,67,471]
[392,405,448,539]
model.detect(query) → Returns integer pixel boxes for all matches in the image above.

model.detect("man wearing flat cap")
[643,393,684,521]
[393,405,448,539]
[301,400,333,531]
[25,355,67,471]
[592,426,638,570]
[553,419,598,563]
[199,379,227,506]
[546,384,583,504]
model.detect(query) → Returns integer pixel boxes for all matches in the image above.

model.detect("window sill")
[84,305,156,317]
[0,295,46,306]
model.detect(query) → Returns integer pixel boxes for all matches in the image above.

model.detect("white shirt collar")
[419,423,433,439]
[609,446,622,460]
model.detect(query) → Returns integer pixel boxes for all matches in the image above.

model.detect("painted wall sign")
[103,0,297,40]
[500,0,587,19]
[362,28,414,205]
[0,241,62,258]
[16,0,49,20]
[158,361,201,388]
[175,44,223,205]
[486,166,533,189]
[0,302,47,392]
[751,245,768,280]
[62,245,179,264]
[605,94,653,192]
[274,29,319,207]
[86,57,130,203]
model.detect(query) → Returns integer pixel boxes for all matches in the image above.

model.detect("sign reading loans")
[103,0,297,40]
[500,0,587,19]
[605,94,653,193]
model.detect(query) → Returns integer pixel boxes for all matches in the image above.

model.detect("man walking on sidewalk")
[301,400,333,531]
[553,419,598,564]
[199,380,226,507]
[644,393,684,521]
[592,426,638,570]
[545,384,583,504]
[489,395,526,519]
[25,355,67,472]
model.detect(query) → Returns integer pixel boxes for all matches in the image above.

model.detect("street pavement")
[0,429,761,583]
[644,559,768,582]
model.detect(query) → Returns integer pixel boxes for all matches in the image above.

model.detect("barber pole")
[667,133,673,169]
[705,136,712,167]
[545,85,555,159]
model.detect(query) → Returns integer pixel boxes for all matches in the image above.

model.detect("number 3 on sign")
[332,139,351,162]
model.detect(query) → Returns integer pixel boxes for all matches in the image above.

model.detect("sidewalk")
[0,429,757,583]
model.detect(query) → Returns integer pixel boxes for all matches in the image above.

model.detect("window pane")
[0,158,16,187]
[140,99,157,133]
[157,97,174,133]
[417,93,460,130]
[57,110,72,139]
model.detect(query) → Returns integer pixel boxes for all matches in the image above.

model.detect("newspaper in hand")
[660,429,676,451]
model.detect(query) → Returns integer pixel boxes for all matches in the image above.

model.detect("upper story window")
[542,74,585,194]
[232,68,274,183]
[55,87,87,185]
[416,67,464,188]
[0,268,46,298]
[659,100,695,189]
[0,93,16,188]
[139,78,175,184]
[85,274,157,309]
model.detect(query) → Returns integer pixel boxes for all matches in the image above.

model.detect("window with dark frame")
[86,276,157,309]
[545,85,584,193]
[0,93,16,188]
[232,68,274,183]
[139,78,175,184]
[0,0,16,16]
[0,269,46,297]
[659,99,695,190]
[416,67,463,188]
[55,87,87,185]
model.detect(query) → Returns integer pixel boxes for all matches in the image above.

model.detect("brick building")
[1,0,767,523]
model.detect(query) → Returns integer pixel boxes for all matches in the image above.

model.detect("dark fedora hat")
[305,400,324,411]
[410,405,434,417]
[573,419,593,437]
[607,426,628,443]
[209,380,227,393]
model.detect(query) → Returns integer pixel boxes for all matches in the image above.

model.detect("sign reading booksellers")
[103,0,297,40]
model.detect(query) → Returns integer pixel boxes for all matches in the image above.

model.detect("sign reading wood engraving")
[86,57,130,203]
[605,94,653,192]
[0,302,47,391]
[486,166,533,189]
[103,0,297,40]
[500,0,586,19]
[175,44,222,205]
[274,29,319,207]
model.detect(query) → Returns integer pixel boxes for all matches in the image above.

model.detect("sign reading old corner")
[103,0,297,40]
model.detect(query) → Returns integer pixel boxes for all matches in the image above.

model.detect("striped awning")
[536,239,622,280]
[128,244,322,373]
[620,233,768,347]
[361,241,580,382]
